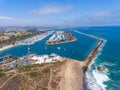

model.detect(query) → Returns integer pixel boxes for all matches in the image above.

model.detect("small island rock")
[97,66,106,72]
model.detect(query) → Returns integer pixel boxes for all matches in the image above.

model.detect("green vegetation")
[0,69,5,77]
[18,63,46,72]
[0,72,5,77]
[4,69,10,72]
[18,66,31,72]
[31,63,46,67]
[42,79,48,85]
[43,67,50,73]
[30,72,38,77]
[0,69,3,72]
[0,69,10,78]
[0,30,43,48]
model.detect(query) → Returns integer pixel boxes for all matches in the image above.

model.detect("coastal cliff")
[0,59,83,90]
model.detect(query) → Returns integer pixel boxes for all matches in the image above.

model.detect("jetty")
[74,30,103,41]
[0,30,106,90]
[83,40,103,66]
[74,30,105,72]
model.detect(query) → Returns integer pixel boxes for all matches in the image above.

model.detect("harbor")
[0,30,104,72]
[0,29,107,90]
[0,30,98,60]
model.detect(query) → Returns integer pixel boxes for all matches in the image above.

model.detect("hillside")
[0,59,83,90]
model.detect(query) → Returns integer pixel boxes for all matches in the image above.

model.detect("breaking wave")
[84,40,110,90]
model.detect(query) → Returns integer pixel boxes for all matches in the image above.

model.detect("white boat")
[57,47,61,50]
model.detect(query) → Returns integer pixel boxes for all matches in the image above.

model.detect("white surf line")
[75,30,108,90]
[0,45,14,52]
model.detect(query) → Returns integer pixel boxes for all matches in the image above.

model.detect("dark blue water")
[0,31,98,61]
[0,27,119,90]
[77,27,120,90]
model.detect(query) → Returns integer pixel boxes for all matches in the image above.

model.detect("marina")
[0,28,106,90]
[16,31,54,45]
[0,0,119,89]
[0,30,99,70]
[0,29,101,71]
[0,30,98,61]
[46,31,77,45]
[0,27,118,90]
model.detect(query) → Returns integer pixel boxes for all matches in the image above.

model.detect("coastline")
[64,31,105,90]
[0,45,15,52]
[59,38,103,90]
[0,31,54,52]
[0,30,105,90]
[16,31,54,45]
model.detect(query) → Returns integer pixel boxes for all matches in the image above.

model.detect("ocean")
[0,26,120,90]
[78,27,120,90]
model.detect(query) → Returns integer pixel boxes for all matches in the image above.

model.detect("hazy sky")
[0,0,120,26]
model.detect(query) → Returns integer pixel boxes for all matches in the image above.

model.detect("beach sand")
[0,45,14,52]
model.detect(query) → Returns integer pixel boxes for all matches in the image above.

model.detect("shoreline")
[0,31,54,52]
[0,30,105,90]
[66,30,105,90]
[59,38,104,90]
[16,31,54,45]
[0,45,15,52]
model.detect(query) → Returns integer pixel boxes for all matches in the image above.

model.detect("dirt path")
[59,60,83,90]
[48,68,53,90]
[0,75,16,89]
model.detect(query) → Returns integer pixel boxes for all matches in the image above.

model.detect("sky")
[0,0,120,26]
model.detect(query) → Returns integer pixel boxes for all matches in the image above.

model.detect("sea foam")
[93,70,110,90]
[85,39,110,90]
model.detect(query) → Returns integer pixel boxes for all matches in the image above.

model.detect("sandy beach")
[0,45,14,52]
